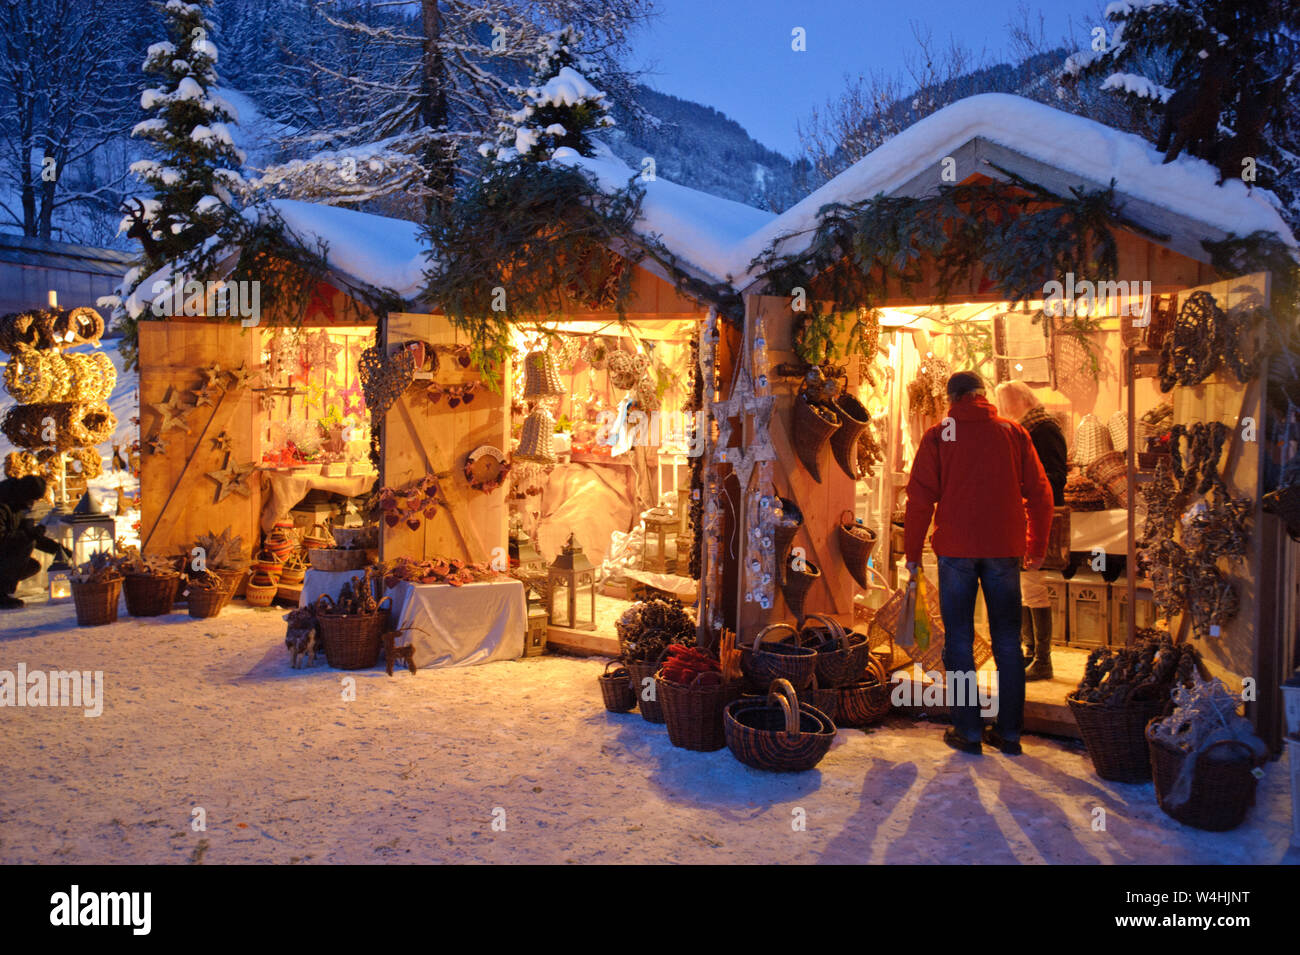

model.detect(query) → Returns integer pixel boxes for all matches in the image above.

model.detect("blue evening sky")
[629,0,1105,157]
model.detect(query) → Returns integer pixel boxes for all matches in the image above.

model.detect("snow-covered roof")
[552,146,777,286]
[269,199,428,301]
[725,93,1295,287]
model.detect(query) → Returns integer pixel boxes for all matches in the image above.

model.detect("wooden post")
[1125,344,1137,647]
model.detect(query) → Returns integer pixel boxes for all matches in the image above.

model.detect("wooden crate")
[1067,574,1110,648]
[1109,583,1156,645]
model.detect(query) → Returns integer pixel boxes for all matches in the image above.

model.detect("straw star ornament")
[198,363,226,391]
[225,363,261,391]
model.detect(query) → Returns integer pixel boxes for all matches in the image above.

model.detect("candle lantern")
[48,557,72,601]
[548,533,595,630]
[58,491,117,566]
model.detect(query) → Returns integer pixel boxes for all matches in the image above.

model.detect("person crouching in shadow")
[0,476,72,609]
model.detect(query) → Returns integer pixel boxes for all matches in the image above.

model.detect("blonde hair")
[995,380,1042,418]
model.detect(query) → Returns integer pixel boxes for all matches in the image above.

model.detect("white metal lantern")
[59,492,116,566]
[548,533,595,630]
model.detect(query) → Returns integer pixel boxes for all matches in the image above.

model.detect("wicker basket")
[791,392,840,483]
[1041,506,1072,572]
[309,548,368,572]
[837,514,877,590]
[244,571,278,607]
[1086,450,1129,508]
[1067,691,1169,782]
[71,577,122,627]
[741,623,818,694]
[802,612,874,688]
[805,672,839,721]
[724,679,836,773]
[656,670,744,751]
[773,497,803,585]
[1073,413,1112,467]
[123,572,179,617]
[1147,724,1264,831]
[214,567,246,602]
[837,677,892,727]
[829,392,871,480]
[249,550,284,581]
[185,581,228,619]
[626,660,663,723]
[279,556,307,587]
[781,557,821,625]
[599,661,637,713]
[316,594,390,670]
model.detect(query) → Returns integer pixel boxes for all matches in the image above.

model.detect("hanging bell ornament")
[514,408,557,464]
[521,350,566,400]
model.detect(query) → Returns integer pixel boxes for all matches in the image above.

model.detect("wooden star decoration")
[224,363,261,392]
[146,434,168,455]
[206,456,256,502]
[191,383,222,408]
[210,431,232,453]
[199,363,226,390]
[150,387,194,434]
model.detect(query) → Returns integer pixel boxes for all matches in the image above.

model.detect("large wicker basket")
[71,577,122,627]
[724,679,836,773]
[656,670,743,751]
[1147,723,1264,831]
[741,623,818,693]
[1067,691,1169,782]
[244,571,278,607]
[185,581,229,619]
[123,573,179,617]
[316,596,391,670]
[837,677,892,727]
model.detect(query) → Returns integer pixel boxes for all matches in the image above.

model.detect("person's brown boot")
[1025,607,1054,681]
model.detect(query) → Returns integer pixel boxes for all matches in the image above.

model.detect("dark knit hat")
[946,371,986,400]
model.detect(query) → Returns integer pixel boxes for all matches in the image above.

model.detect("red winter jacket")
[903,394,1054,565]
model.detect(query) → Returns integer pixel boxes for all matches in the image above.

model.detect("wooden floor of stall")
[546,595,1088,739]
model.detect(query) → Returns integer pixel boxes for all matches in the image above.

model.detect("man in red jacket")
[904,372,1054,756]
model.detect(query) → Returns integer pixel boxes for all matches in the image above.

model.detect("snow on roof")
[552,145,777,285]
[726,93,1295,285]
[269,199,428,300]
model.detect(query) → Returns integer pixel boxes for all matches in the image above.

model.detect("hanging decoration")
[376,476,443,531]
[358,344,416,418]
[205,455,257,503]
[464,445,511,493]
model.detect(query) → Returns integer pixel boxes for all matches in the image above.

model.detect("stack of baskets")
[740,623,817,695]
[800,613,890,727]
[724,679,836,773]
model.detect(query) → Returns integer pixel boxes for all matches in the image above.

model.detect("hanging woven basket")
[772,496,803,585]
[791,393,840,483]
[836,511,877,590]
[781,555,822,626]
[829,393,871,480]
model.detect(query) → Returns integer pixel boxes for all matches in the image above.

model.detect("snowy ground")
[1,598,1295,865]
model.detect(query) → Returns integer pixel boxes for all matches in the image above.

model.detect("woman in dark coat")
[995,382,1067,680]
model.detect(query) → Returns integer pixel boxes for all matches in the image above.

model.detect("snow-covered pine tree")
[108,0,249,368]
[481,27,615,163]
[125,0,246,268]
[1064,0,1299,226]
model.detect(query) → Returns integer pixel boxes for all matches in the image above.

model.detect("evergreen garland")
[748,178,1124,367]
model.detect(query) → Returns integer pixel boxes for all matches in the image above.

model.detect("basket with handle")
[278,555,307,587]
[801,611,874,688]
[598,660,637,713]
[301,522,332,551]
[805,671,839,721]
[836,653,893,727]
[740,623,818,694]
[724,679,836,773]
[863,564,917,672]
[656,668,744,752]
[244,570,278,607]
[1146,723,1265,831]
[316,593,391,670]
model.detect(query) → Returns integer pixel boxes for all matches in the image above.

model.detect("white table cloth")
[388,579,526,669]
[299,571,526,668]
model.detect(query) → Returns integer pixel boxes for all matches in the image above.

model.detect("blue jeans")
[936,556,1024,743]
